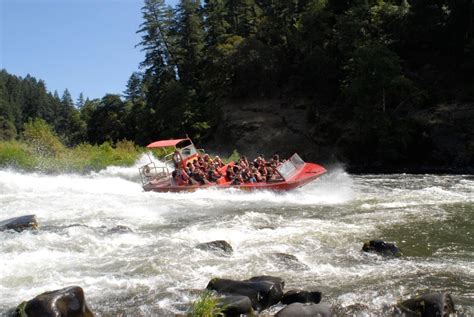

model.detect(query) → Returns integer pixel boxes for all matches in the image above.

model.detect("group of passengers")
[225,154,283,185]
[172,152,283,186]
[172,153,225,186]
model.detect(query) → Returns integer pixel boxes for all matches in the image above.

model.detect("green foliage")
[22,118,65,157]
[343,43,402,110]
[0,137,142,174]
[64,140,141,173]
[226,149,240,163]
[86,94,129,144]
[0,70,87,144]
[0,141,37,170]
[0,116,17,140]
[188,292,223,317]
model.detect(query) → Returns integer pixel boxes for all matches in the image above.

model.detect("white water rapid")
[1,156,473,316]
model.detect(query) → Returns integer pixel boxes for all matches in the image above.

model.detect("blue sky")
[1,0,177,101]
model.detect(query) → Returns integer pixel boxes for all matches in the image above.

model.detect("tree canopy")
[1,0,473,170]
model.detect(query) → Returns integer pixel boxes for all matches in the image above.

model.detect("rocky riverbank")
[206,99,474,174]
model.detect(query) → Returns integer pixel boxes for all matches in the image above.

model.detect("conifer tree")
[175,0,205,87]
[76,92,85,109]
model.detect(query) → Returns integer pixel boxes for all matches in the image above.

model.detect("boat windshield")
[276,153,305,180]
[179,143,197,160]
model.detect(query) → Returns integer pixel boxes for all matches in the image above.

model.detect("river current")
[1,157,473,316]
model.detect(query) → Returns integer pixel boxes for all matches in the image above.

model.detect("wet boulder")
[196,240,233,256]
[207,276,284,311]
[14,286,94,317]
[269,252,309,270]
[281,290,322,305]
[246,276,284,292]
[0,215,38,232]
[217,295,254,317]
[362,239,402,257]
[276,302,332,317]
[395,292,455,316]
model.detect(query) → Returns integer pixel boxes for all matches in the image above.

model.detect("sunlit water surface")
[1,157,473,316]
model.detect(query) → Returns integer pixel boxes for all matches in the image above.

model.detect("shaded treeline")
[1,0,473,169]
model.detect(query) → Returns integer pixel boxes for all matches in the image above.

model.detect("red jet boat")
[139,138,326,192]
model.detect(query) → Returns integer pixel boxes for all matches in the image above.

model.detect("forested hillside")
[1,0,473,172]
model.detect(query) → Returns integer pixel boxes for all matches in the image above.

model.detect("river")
[1,157,473,316]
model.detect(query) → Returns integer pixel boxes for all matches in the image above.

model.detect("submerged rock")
[362,239,402,257]
[281,290,322,305]
[269,252,309,270]
[14,286,94,317]
[108,225,133,234]
[217,295,254,317]
[395,292,456,316]
[0,215,38,232]
[276,302,332,317]
[207,276,284,311]
[196,240,233,255]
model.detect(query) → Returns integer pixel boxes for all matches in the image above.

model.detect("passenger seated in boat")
[214,156,225,168]
[233,165,241,173]
[193,169,211,185]
[186,162,194,175]
[207,166,222,183]
[171,170,178,186]
[270,154,280,167]
[239,156,250,168]
[143,165,152,178]
[242,168,256,183]
[253,154,265,167]
[231,172,244,185]
[241,168,249,183]
[176,168,190,186]
[225,166,235,182]
[258,165,267,180]
[203,153,213,165]
[266,168,274,182]
[252,167,263,182]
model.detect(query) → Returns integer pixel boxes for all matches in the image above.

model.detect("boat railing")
[163,153,175,166]
[139,162,170,185]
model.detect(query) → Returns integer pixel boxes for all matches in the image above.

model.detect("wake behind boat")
[139,138,326,192]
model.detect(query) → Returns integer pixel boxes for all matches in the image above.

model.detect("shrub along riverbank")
[0,119,143,174]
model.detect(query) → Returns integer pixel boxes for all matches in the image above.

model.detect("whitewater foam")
[1,165,473,315]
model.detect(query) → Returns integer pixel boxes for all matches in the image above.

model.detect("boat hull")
[143,162,326,193]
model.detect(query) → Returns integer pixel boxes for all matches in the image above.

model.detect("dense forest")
[1,0,473,171]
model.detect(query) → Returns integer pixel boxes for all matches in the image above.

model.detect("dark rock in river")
[0,215,38,232]
[247,275,285,299]
[206,276,284,311]
[362,239,402,257]
[196,240,233,255]
[276,302,332,317]
[269,252,309,270]
[108,225,133,234]
[395,292,456,316]
[281,290,322,305]
[217,295,254,317]
[14,286,94,317]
